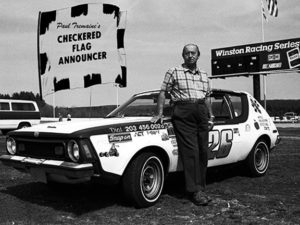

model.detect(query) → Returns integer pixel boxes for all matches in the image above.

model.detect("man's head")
[182,44,200,66]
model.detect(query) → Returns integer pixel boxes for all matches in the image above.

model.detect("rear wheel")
[122,152,165,208]
[245,140,269,177]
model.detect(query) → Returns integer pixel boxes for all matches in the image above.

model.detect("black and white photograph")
[0,0,299,224]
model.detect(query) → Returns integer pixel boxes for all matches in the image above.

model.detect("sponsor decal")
[109,127,123,133]
[167,126,175,137]
[161,133,169,141]
[258,116,270,130]
[134,131,144,137]
[172,149,178,155]
[233,128,240,135]
[99,143,119,157]
[107,121,173,134]
[108,133,132,143]
[146,130,160,135]
[171,138,177,147]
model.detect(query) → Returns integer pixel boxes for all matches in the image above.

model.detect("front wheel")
[245,140,269,177]
[122,152,165,208]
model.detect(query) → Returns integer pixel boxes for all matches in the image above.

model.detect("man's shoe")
[191,191,209,206]
[205,194,212,203]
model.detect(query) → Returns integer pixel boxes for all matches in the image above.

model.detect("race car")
[0,89,281,208]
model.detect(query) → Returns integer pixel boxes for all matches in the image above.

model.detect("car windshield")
[107,91,172,118]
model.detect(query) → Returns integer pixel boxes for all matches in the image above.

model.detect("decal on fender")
[99,143,119,157]
[161,133,169,141]
[108,133,132,143]
[258,116,270,130]
[107,121,172,134]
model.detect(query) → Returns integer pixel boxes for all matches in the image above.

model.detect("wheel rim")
[254,142,269,173]
[140,156,164,202]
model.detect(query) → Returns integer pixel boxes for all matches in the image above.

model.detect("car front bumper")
[0,154,94,183]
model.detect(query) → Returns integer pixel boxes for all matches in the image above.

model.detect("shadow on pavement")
[1,181,126,215]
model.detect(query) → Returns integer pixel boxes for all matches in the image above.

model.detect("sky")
[0,0,300,107]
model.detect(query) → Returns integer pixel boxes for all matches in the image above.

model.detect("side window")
[209,93,244,124]
[120,96,171,117]
[0,102,10,111]
[228,95,243,118]
[11,103,35,111]
[210,95,232,123]
[122,98,156,116]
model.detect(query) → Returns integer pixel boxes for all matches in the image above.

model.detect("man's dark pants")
[172,101,209,193]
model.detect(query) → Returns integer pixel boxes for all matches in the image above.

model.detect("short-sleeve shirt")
[160,64,211,102]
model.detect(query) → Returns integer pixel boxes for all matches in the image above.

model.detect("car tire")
[122,152,165,208]
[245,139,269,177]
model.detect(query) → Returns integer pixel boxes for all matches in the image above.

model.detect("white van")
[0,99,40,134]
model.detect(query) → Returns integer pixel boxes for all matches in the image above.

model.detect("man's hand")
[151,114,164,124]
[208,116,214,131]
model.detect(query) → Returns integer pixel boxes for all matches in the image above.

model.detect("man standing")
[151,44,214,206]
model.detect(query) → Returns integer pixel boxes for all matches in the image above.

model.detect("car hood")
[13,117,153,134]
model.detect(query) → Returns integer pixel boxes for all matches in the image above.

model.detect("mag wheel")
[246,140,269,177]
[122,152,165,208]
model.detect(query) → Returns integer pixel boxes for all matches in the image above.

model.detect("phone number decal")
[108,122,170,133]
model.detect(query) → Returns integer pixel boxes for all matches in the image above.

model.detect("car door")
[208,91,248,167]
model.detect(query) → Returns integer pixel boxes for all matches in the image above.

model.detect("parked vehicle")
[283,112,299,122]
[0,90,280,207]
[0,99,40,134]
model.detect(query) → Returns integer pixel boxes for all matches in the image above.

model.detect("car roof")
[0,99,37,103]
[133,89,247,97]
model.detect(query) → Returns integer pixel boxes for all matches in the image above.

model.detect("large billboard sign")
[38,3,126,97]
[211,38,300,76]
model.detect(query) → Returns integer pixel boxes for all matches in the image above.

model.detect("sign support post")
[253,75,261,102]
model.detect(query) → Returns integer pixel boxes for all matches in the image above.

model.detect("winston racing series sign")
[211,37,300,76]
[38,3,126,97]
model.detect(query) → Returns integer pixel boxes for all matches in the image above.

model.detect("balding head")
[182,44,200,57]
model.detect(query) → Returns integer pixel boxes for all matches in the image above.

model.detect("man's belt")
[174,99,205,105]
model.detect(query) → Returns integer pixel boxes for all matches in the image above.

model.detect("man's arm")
[151,90,166,123]
[205,97,215,130]
[205,97,214,119]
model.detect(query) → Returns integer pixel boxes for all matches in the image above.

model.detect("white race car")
[0,89,280,207]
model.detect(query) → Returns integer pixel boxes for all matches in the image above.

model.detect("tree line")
[1,91,299,117]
